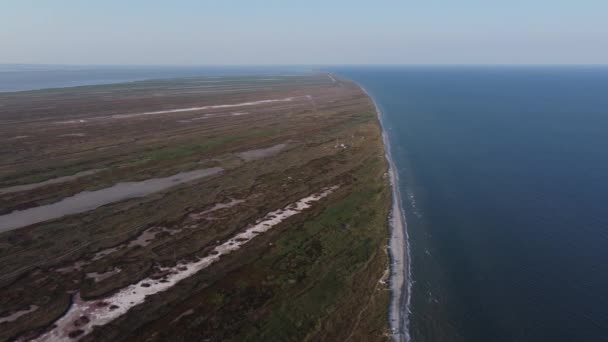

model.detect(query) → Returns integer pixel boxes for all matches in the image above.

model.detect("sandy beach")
[357,82,411,342]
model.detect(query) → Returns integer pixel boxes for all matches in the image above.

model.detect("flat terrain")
[0,74,390,341]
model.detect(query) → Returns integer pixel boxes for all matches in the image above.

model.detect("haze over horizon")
[2,0,607,66]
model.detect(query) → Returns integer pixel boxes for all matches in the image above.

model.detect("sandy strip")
[361,85,411,342]
[110,97,299,119]
[33,186,338,341]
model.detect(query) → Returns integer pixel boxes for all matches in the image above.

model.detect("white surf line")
[360,85,411,342]
[33,186,338,341]
[110,97,303,119]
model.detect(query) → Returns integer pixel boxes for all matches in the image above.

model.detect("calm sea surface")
[336,66,608,342]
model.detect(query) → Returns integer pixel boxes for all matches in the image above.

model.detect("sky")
[1,0,607,65]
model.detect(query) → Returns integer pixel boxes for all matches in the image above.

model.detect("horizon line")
[2,63,608,68]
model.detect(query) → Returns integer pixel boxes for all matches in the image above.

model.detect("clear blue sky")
[2,0,607,65]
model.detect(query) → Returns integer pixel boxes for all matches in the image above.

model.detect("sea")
[336,66,608,342]
[3,65,608,341]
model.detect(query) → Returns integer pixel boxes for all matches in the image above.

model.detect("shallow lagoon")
[0,167,222,232]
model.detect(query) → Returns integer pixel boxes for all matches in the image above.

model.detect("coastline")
[355,81,412,342]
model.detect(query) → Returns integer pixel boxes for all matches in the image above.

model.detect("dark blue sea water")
[336,66,608,342]
[0,65,312,92]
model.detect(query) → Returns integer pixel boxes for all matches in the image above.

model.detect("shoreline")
[353,80,412,342]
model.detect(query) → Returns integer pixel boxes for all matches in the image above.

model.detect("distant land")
[0,64,314,92]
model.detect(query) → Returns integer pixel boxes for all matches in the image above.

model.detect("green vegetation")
[0,75,390,341]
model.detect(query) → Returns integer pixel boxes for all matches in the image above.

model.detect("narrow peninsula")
[0,74,395,341]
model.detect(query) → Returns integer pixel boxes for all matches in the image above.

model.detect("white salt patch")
[188,199,245,221]
[59,226,179,277]
[127,227,180,248]
[5,135,29,140]
[0,169,104,195]
[171,309,194,324]
[59,133,86,137]
[92,223,200,262]
[86,268,121,283]
[34,186,338,341]
[56,119,87,124]
[177,116,208,123]
[56,261,90,274]
[178,111,249,123]
[92,247,121,261]
[236,143,287,162]
[0,305,39,324]
[86,199,246,262]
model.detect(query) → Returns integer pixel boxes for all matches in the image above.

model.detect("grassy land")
[0,74,391,341]
[116,144,391,342]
